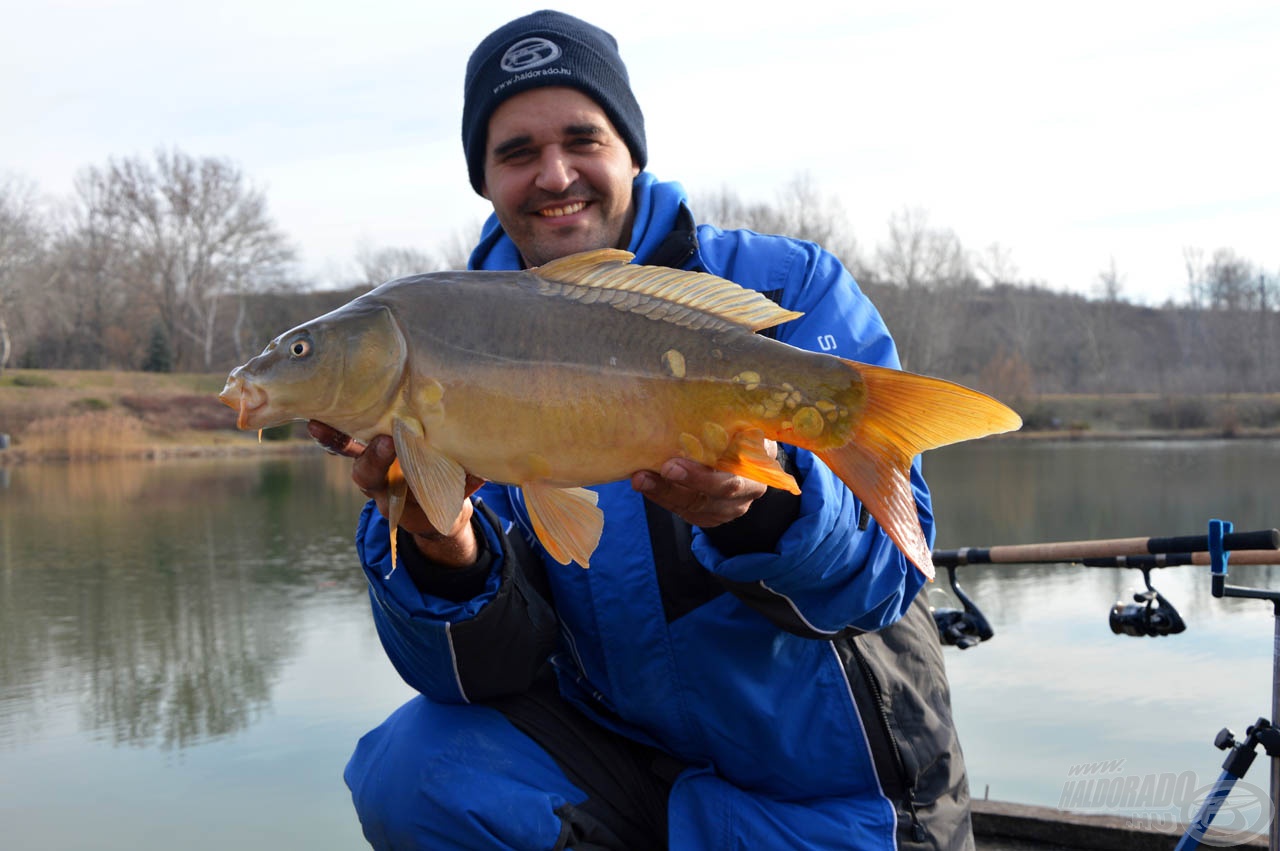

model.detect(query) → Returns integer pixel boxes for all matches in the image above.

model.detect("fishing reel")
[1109,567,1186,637]
[931,566,994,649]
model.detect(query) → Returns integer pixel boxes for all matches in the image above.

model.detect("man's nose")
[534,148,576,193]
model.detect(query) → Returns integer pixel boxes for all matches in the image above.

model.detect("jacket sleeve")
[356,496,558,703]
[692,236,933,635]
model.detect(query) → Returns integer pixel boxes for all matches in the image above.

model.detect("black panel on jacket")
[644,498,725,623]
[431,502,560,702]
[842,595,975,851]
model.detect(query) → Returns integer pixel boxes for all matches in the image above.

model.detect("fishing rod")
[933,528,1280,568]
[927,529,1280,648]
[928,520,1280,849]
[1082,551,1280,567]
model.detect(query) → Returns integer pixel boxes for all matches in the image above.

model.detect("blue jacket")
[354,173,951,849]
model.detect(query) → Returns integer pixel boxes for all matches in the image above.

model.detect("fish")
[218,248,1022,579]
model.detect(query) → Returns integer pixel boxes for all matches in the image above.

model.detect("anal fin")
[522,483,603,568]
[715,428,801,494]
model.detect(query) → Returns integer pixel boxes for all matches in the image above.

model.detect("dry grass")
[0,368,310,463]
[0,369,224,433]
[19,411,150,459]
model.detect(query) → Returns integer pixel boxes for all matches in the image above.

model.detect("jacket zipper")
[849,639,927,843]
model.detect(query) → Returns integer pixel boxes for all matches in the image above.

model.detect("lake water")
[1,440,1277,848]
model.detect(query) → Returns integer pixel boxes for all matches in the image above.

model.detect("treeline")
[1,153,1275,400]
[684,177,1275,401]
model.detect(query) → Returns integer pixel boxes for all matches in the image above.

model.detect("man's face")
[481,87,640,267]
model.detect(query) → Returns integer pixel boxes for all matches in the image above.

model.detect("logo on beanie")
[500,38,563,73]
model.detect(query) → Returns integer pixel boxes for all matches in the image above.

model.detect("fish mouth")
[218,375,269,430]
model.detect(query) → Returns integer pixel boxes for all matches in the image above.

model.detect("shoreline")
[0,436,320,466]
[3,427,1279,467]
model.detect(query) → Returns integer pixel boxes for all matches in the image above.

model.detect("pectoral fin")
[714,428,801,494]
[522,483,603,568]
[392,417,467,536]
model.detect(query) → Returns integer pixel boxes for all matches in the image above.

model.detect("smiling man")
[480,87,639,267]
[332,10,975,851]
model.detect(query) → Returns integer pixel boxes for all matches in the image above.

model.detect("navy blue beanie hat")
[462,10,647,194]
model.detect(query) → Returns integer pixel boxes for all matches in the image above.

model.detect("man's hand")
[631,450,773,528]
[308,421,484,568]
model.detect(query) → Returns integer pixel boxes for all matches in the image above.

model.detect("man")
[317,10,973,850]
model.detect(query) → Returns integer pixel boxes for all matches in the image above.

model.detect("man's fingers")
[351,435,396,493]
[314,425,481,545]
[632,459,767,527]
[659,459,766,503]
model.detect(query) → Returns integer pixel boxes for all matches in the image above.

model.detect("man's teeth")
[538,201,587,218]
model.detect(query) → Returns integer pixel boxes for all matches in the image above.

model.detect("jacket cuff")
[700,447,801,556]
[396,516,495,602]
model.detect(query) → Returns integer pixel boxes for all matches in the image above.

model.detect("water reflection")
[0,454,369,751]
[926,438,1280,806]
[924,439,1280,632]
[0,439,1277,831]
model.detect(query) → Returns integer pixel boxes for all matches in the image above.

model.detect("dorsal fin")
[532,248,803,333]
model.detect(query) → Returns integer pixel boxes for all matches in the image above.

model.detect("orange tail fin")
[815,362,1022,579]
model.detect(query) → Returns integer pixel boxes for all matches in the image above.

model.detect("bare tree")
[0,175,49,372]
[872,207,973,373]
[876,207,970,289]
[1204,247,1255,311]
[40,193,137,368]
[1072,257,1128,391]
[768,173,855,258]
[437,223,484,271]
[974,242,1019,288]
[1260,272,1277,393]
[354,241,437,289]
[1182,246,1206,308]
[1094,256,1125,303]
[73,150,296,370]
[692,173,861,269]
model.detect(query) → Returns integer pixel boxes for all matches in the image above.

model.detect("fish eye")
[289,336,312,358]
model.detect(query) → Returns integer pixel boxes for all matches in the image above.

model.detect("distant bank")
[2,368,1278,464]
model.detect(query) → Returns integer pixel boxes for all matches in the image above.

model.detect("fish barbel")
[218,248,1021,578]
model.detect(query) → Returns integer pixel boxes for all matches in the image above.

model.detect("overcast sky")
[6,0,1277,304]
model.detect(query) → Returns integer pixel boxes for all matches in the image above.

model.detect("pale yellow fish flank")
[218,248,1022,579]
